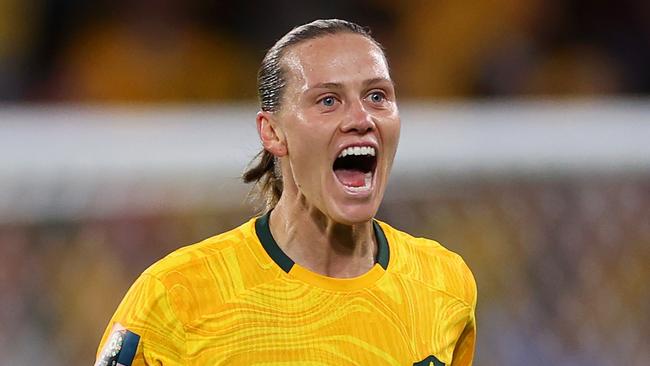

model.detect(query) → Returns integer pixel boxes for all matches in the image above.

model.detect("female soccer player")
[95,19,477,366]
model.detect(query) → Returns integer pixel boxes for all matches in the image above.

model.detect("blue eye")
[369,92,385,103]
[321,96,336,107]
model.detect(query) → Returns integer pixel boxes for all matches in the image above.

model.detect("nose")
[340,100,375,134]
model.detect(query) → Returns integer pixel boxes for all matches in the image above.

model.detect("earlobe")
[256,111,288,157]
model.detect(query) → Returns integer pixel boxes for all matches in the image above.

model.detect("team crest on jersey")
[94,323,140,366]
[413,355,445,366]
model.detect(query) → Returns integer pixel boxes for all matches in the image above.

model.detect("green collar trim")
[373,220,390,269]
[255,212,390,273]
[255,212,294,272]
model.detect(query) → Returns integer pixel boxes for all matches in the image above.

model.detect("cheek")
[392,118,401,144]
[286,113,333,156]
[383,117,401,155]
[286,126,329,181]
[288,125,320,157]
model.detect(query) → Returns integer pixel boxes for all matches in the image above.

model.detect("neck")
[268,195,377,278]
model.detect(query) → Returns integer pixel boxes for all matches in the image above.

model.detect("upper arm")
[451,255,478,366]
[95,273,186,366]
[451,311,476,366]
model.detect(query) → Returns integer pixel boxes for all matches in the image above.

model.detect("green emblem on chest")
[413,355,445,366]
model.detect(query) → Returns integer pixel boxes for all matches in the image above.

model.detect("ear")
[256,111,288,157]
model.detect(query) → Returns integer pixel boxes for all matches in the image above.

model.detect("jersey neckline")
[254,212,390,292]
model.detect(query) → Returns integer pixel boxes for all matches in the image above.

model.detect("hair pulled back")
[243,19,382,212]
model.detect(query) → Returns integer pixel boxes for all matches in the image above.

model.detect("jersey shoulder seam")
[390,271,474,310]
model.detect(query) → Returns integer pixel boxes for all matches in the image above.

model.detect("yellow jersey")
[95,214,477,366]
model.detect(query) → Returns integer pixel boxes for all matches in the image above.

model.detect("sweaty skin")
[256,33,401,278]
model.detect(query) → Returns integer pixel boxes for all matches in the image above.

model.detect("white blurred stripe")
[396,99,650,177]
[0,100,648,223]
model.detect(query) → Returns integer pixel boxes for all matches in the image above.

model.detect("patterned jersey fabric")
[95,214,476,365]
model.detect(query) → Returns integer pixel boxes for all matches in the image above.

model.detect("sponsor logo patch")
[95,323,140,366]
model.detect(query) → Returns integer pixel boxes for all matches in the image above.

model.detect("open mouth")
[332,146,377,191]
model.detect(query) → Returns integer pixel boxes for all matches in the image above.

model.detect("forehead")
[281,33,390,89]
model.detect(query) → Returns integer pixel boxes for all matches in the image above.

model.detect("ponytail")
[242,149,283,213]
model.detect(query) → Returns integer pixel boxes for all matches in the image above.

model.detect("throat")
[268,208,377,278]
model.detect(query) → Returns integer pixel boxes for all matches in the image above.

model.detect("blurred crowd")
[0,178,648,365]
[1,0,650,102]
[0,207,252,363]
[381,177,650,365]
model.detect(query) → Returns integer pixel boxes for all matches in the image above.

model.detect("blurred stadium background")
[1,1,649,365]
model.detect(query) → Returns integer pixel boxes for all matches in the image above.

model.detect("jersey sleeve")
[451,256,478,366]
[94,273,186,366]
[451,310,476,366]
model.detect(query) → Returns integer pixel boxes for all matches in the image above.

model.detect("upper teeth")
[338,146,376,158]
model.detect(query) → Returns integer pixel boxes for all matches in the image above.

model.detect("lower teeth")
[347,172,372,191]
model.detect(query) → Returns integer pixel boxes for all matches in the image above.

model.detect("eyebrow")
[306,77,394,92]
[362,77,395,88]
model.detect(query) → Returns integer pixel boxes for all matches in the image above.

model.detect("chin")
[326,201,379,226]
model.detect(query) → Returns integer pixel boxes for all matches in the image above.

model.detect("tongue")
[334,169,366,187]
